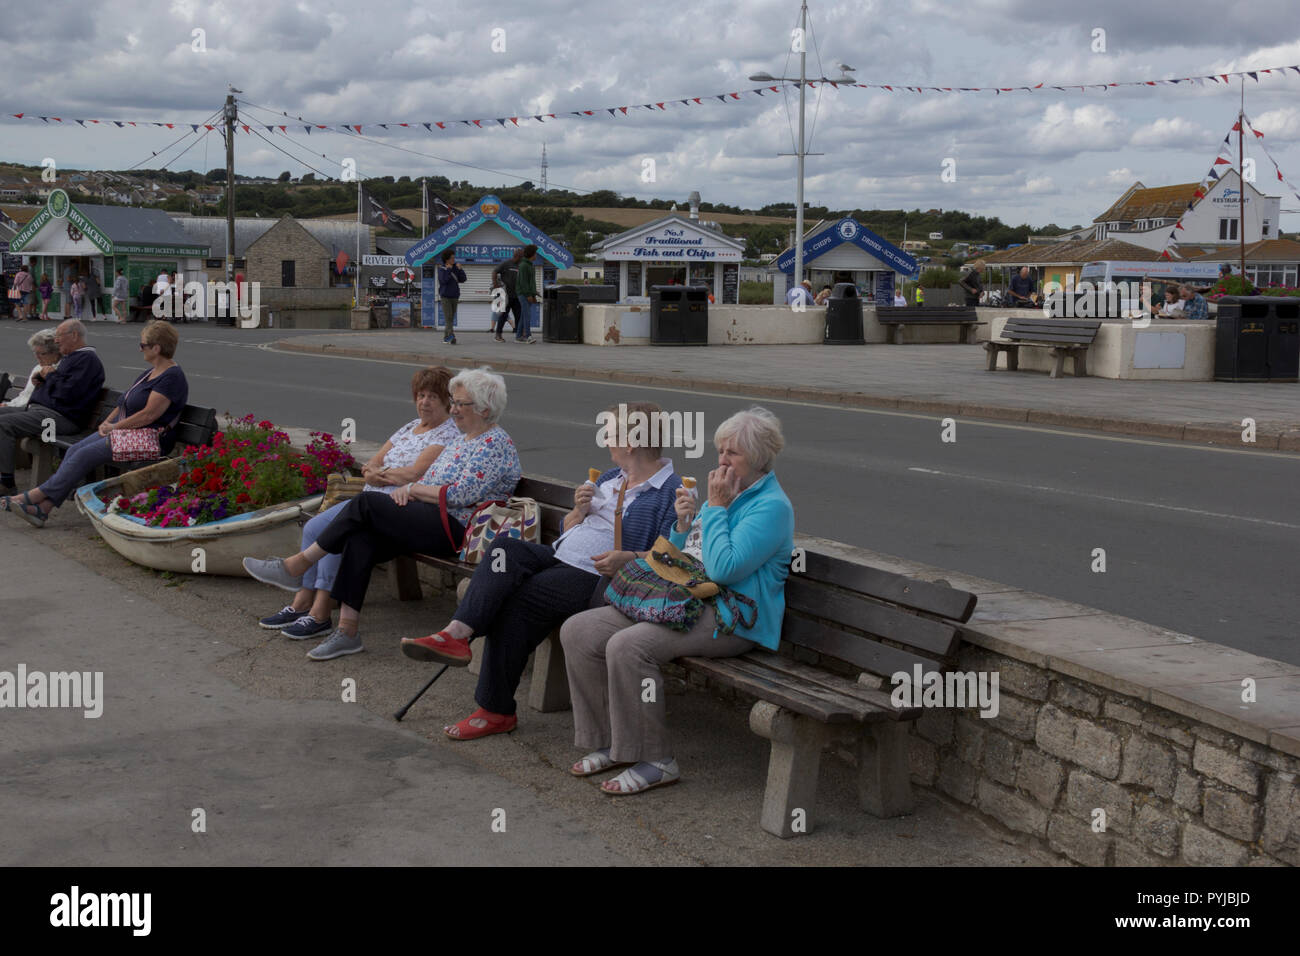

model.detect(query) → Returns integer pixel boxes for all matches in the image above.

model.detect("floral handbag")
[605,536,758,633]
[108,427,162,463]
[457,496,541,564]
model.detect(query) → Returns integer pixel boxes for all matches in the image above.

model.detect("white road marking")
[264,343,1299,461]
[906,466,1300,530]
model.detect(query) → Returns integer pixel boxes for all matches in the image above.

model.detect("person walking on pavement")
[61,262,76,317]
[38,273,53,319]
[490,249,522,342]
[84,267,102,320]
[515,244,539,343]
[959,259,985,307]
[11,264,34,321]
[111,268,129,323]
[437,250,466,345]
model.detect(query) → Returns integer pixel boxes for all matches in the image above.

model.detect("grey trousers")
[0,405,80,474]
[560,604,754,764]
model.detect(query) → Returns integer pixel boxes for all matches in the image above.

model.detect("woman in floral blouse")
[243,367,521,661]
[249,366,461,642]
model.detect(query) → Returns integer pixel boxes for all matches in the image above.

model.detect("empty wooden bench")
[389,475,577,712]
[875,305,985,344]
[985,317,1101,378]
[679,549,976,837]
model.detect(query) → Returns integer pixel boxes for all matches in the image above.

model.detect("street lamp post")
[750,1,853,291]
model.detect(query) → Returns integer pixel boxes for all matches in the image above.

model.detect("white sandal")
[600,758,680,796]
[571,748,628,777]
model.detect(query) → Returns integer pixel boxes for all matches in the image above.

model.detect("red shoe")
[401,630,472,666]
[444,707,517,740]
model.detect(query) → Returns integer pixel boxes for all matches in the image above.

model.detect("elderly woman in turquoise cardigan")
[561,406,795,796]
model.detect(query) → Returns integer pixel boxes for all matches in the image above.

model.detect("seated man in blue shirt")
[1006,267,1040,308]
[785,279,815,307]
[1179,285,1210,321]
[0,319,105,495]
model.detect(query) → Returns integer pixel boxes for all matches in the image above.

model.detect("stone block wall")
[909,643,1299,866]
[245,215,331,290]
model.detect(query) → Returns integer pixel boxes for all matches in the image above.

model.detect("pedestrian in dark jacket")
[515,244,538,343]
[438,249,467,345]
[490,250,522,341]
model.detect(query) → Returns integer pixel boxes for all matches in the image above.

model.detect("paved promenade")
[275,332,1300,449]
[0,509,1056,866]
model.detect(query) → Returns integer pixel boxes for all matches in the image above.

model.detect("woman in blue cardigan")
[402,401,682,740]
[561,407,794,795]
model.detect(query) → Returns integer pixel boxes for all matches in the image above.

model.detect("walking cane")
[392,636,478,721]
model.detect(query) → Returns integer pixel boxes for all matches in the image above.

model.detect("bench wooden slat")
[784,575,960,659]
[514,476,578,508]
[1004,318,1102,330]
[781,612,940,679]
[801,549,977,622]
[998,330,1097,345]
[735,650,912,713]
[680,655,902,724]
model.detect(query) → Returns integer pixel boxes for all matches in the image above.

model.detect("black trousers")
[493,295,521,336]
[315,491,463,612]
[455,535,598,715]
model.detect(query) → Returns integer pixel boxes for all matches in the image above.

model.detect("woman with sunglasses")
[3,320,188,527]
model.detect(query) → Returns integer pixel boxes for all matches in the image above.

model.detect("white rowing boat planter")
[75,458,323,577]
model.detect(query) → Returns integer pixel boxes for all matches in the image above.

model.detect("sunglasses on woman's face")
[138,341,154,350]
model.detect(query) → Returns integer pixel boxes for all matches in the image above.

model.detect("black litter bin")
[1215,296,1300,382]
[650,285,708,345]
[823,282,865,344]
[576,284,619,304]
[543,285,583,343]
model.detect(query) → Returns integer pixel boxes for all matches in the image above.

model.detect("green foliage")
[247,458,307,508]
[739,280,773,305]
[918,267,960,288]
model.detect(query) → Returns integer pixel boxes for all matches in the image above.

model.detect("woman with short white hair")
[0,330,61,410]
[244,368,521,661]
[560,406,795,795]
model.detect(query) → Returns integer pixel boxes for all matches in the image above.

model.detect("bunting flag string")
[1157,111,1300,260]
[1,63,1296,136]
[1242,114,1300,206]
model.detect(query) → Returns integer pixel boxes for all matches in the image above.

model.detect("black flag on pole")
[360,187,414,233]
[423,181,459,224]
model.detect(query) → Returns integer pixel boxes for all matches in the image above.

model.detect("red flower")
[476,471,484,479]
[257,420,274,430]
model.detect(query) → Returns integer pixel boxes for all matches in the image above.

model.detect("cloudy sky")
[2,0,1299,231]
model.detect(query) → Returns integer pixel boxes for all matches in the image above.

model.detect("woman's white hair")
[449,366,508,424]
[714,406,785,473]
[27,329,58,353]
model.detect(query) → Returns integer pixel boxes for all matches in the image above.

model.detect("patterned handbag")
[604,536,758,633]
[457,496,541,564]
[108,427,162,463]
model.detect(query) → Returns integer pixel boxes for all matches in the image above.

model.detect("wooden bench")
[389,475,577,712]
[390,472,979,837]
[875,305,985,344]
[21,387,218,485]
[984,317,1102,378]
[679,551,976,837]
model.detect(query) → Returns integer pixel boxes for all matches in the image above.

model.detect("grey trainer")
[243,556,304,592]
[307,628,364,661]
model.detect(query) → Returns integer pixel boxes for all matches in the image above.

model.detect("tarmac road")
[2,321,1296,663]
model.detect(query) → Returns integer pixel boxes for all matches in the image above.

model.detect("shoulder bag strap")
[613,478,627,552]
[438,485,462,550]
